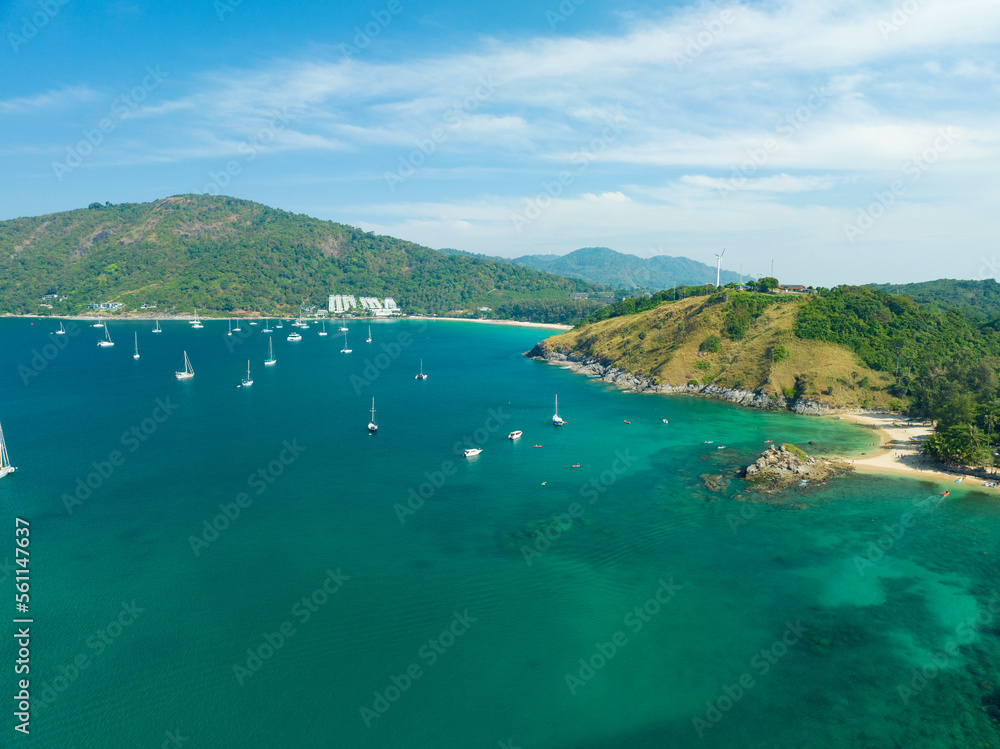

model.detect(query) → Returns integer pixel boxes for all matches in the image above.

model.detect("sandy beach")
[838,412,990,489]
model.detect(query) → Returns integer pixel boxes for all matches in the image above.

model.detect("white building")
[330,294,400,316]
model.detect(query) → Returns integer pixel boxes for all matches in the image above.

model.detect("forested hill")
[440,246,742,290]
[0,195,601,321]
[869,278,1000,320]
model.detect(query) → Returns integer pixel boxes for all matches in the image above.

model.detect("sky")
[2,0,999,286]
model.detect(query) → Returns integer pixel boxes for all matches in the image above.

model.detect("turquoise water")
[1,317,998,748]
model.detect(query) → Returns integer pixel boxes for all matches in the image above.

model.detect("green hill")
[869,278,1000,321]
[0,195,602,321]
[439,246,742,290]
[537,285,1000,417]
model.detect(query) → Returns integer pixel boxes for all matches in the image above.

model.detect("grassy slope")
[543,295,896,409]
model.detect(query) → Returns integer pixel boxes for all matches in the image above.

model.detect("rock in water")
[744,444,850,488]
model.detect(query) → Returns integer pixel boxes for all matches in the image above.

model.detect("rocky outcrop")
[526,343,837,413]
[744,444,852,487]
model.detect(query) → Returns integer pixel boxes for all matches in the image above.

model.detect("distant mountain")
[442,246,742,290]
[869,279,1000,321]
[0,195,601,321]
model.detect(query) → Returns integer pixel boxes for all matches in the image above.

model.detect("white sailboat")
[339,316,348,332]
[264,337,276,366]
[553,395,565,426]
[276,319,284,329]
[98,323,114,347]
[415,359,427,380]
[0,419,16,478]
[175,351,194,380]
[133,332,140,360]
[191,309,203,329]
[152,319,162,334]
[340,330,352,353]
[227,318,233,336]
[233,318,242,332]
[368,398,378,433]
[241,360,253,388]
[366,326,372,343]
[92,316,104,328]
[318,320,328,336]
[262,319,272,333]
[55,321,66,335]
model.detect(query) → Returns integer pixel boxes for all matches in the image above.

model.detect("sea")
[1,317,998,748]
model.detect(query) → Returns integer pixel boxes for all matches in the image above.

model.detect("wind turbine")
[714,248,726,287]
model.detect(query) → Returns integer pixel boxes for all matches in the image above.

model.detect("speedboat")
[287,331,302,342]
[507,431,522,440]
[464,448,482,457]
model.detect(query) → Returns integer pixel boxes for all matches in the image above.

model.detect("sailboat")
[339,316,348,332]
[55,321,66,335]
[340,330,352,353]
[233,318,242,332]
[98,323,114,347]
[0,419,16,478]
[227,318,233,336]
[366,326,372,343]
[175,351,194,380]
[368,398,378,434]
[552,395,566,426]
[264,337,276,366]
[276,320,284,329]
[92,316,104,328]
[241,360,253,388]
[133,332,140,360]
[415,359,427,380]
[262,319,272,333]
[191,309,203,329]
[152,319,162,334]
[318,320,328,336]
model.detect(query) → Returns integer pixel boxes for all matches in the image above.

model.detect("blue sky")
[2,0,998,285]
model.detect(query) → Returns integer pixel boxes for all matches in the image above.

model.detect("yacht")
[287,331,302,342]
[318,320,328,336]
[191,309,203,329]
[553,395,565,426]
[0,419,16,478]
[97,323,114,347]
[464,448,482,457]
[366,326,372,343]
[132,332,140,360]
[233,319,242,332]
[241,360,253,388]
[368,398,378,434]
[55,321,66,335]
[507,431,522,440]
[175,351,195,380]
[152,319,162,334]
[264,337,276,366]
[340,330,352,353]
[339,316,348,332]
[262,319,272,333]
[415,359,427,380]
[227,318,233,336]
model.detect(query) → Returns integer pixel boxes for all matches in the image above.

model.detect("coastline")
[6,313,572,331]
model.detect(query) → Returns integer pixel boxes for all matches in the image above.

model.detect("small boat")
[55,321,66,335]
[92,317,104,328]
[368,398,378,434]
[175,350,194,380]
[262,319,272,333]
[717,446,726,450]
[553,395,565,426]
[533,445,543,448]
[264,337,276,366]
[764,439,773,443]
[0,418,17,479]
[571,464,581,468]
[241,360,253,388]
[662,419,668,424]
[339,316,348,332]
[152,319,162,334]
[287,331,302,342]
[97,323,114,347]
[366,326,372,343]
[939,491,950,497]
[276,320,284,329]
[464,448,482,457]
[415,359,427,379]
[318,320,328,337]
[340,330,352,353]
[704,440,714,444]
[623,420,630,424]
[227,318,233,336]
[132,332,140,360]
[508,431,522,440]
